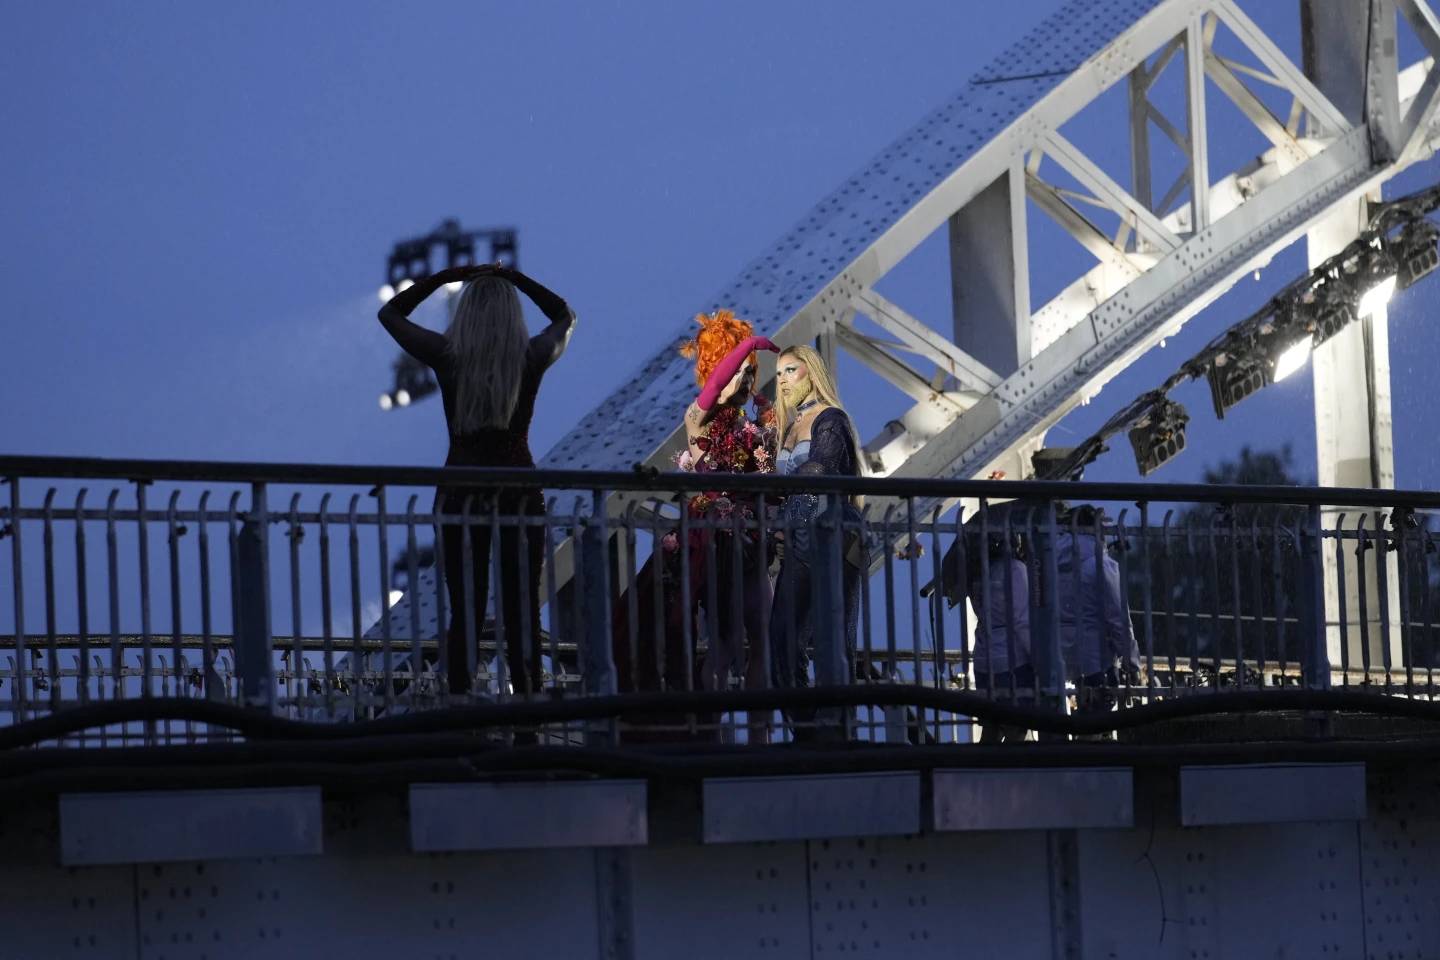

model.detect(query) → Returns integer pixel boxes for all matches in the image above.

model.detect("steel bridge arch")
[542,0,1440,489]
[377,0,1440,640]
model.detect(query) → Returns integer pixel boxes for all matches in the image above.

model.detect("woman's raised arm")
[377,265,484,365]
[500,267,576,367]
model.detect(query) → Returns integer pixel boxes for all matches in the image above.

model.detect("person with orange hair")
[612,310,778,738]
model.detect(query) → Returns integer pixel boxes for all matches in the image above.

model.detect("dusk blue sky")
[4,0,1440,490]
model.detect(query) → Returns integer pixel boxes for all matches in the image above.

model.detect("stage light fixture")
[1206,350,1267,419]
[1305,291,1355,348]
[1396,219,1439,289]
[379,354,440,414]
[386,241,431,288]
[1347,245,1399,319]
[1269,337,1313,382]
[1357,274,1397,318]
[1128,398,1189,476]
[1050,180,1440,482]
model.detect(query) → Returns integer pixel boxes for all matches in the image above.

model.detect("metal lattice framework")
[377,0,1440,639]
[543,0,1440,488]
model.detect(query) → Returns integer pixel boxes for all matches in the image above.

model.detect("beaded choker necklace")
[795,397,821,415]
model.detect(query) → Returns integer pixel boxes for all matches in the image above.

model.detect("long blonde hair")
[775,344,846,445]
[445,276,529,435]
[775,344,868,490]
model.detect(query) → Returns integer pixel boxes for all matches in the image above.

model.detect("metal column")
[948,159,1031,378]
[1302,0,1405,679]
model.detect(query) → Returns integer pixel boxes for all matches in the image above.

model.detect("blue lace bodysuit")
[770,407,864,736]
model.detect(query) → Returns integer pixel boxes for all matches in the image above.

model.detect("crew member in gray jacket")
[1054,512,1141,712]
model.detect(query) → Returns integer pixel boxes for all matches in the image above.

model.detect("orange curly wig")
[679,309,755,386]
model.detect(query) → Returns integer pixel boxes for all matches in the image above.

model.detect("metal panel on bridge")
[1076,819,1367,959]
[702,773,921,843]
[1179,763,1366,826]
[932,767,1134,831]
[59,787,323,866]
[409,780,648,852]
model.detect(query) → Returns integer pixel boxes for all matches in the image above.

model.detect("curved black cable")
[6,687,1440,752]
[7,735,1440,796]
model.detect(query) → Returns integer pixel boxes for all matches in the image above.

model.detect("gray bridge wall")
[1,761,1438,959]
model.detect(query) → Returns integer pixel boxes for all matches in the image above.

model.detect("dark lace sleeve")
[794,408,858,477]
[783,408,859,549]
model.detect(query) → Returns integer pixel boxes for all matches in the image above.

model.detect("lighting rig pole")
[376,220,519,412]
[1306,0,1401,679]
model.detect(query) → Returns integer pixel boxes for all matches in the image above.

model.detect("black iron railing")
[3,455,1440,747]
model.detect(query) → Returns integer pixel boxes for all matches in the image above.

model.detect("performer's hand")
[720,365,748,399]
[429,265,484,285]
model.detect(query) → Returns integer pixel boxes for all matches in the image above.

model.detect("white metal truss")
[382,0,1440,637]
[542,0,1440,494]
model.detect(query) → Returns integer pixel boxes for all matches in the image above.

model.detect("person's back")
[969,556,1032,686]
[377,264,575,698]
[1053,527,1140,684]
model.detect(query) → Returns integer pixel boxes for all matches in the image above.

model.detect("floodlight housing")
[1128,399,1189,476]
[1396,219,1440,289]
[1206,352,1267,419]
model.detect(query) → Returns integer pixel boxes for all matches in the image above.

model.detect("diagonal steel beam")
[1043,130,1182,253]
[1399,0,1440,58]
[1157,166,1194,219]
[1212,0,1351,134]
[835,323,975,410]
[1137,32,1187,94]
[1146,100,1191,153]
[852,289,1001,392]
[1397,1,1440,160]
[1204,49,1314,166]
[1026,171,1146,270]
[1210,55,1288,90]
[1400,65,1440,160]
